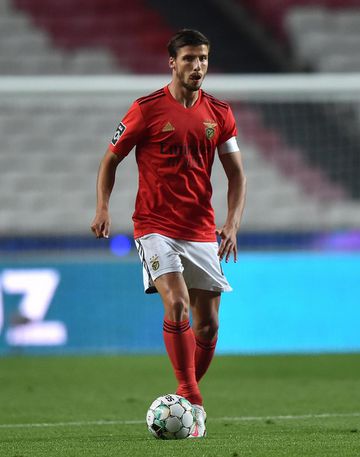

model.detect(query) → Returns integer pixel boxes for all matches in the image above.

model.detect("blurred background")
[0,0,359,355]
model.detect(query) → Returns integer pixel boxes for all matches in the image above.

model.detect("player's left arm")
[217,146,247,263]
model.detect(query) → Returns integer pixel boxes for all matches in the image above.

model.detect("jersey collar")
[164,85,202,111]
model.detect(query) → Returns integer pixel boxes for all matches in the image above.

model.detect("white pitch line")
[217,412,360,422]
[0,412,359,429]
[0,419,143,429]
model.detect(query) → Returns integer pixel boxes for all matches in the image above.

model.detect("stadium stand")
[13,0,173,73]
[238,0,360,72]
[147,0,289,73]
[1,87,360,237]
[0,0,120,74]
[1,0,360,239]
[236,1,360,202]
[285,6,360,72]
[240,0,360,40]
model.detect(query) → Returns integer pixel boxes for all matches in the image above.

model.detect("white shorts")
[135,233,232,294]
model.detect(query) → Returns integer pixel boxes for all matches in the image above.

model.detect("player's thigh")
[155,272,190,321]
[181,241,232,293]
[189,288,221,336]
[136,233,184,293]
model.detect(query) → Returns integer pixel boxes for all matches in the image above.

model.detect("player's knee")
[165,297,189,322]
[196,320,219,341]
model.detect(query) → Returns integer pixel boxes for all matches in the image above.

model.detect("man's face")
[170,45,209,92]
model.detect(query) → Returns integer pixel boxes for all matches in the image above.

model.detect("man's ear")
[169,56,175,70]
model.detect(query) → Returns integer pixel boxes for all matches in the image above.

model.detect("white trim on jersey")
[218,136,239,154]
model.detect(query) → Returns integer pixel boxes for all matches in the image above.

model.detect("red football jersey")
[109,85,237,241]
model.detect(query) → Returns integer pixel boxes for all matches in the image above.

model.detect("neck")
[168,81,199,108]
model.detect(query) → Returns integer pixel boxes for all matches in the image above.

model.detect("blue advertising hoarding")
[219,252,360,354]
[0,252,359,355]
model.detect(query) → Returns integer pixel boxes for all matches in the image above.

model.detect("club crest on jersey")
[150,255,160,271]
[203,121,217,139]
[111,122,126,146]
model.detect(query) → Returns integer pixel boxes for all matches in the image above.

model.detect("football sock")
[163,318,203,406]
[195,335,218,382]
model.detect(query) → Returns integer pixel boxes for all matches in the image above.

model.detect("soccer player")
[91,29,246,437]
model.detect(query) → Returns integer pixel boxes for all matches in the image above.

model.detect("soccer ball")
[146,394,195,439]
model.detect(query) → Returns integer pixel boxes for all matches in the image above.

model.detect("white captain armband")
[218,136,239,154]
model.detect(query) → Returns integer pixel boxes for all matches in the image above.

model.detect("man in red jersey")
[91,29,246,437]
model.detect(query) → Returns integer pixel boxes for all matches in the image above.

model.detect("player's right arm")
[91,148,123,239]
[91,101,146,239]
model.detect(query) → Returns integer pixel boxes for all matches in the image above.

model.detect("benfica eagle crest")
[150,255,160,271]
[203,121,217,139]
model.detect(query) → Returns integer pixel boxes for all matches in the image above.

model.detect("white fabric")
[218,136,239,154]
[135,233,232,294]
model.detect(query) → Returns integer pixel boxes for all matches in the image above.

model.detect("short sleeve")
[217,106,237,146]
[109,102,146,158]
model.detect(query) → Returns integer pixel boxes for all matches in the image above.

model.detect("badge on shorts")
[150,255,160,271]
[111,122,126,146]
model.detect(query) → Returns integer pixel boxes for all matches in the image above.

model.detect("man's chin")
[183,80,203,91]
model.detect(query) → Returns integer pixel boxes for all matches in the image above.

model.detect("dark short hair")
[167,29,210,58]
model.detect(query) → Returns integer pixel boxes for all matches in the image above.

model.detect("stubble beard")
[178,71,205,92]
[182,81,201,92]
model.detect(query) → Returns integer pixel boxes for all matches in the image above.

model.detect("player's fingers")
[91,224,100,238]
[218,237,231,260]
[98,221,107,238]
[217,239,226,258]
[225,241,237,263]
[225,245,232,263]
[225,241,235,263]
[103,221,110,239]
[217,230,224,255]
[233,243,238,263]
[217,241,222,256]
[92,221,105,238]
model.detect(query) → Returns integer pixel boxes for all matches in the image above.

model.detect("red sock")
[163,318,202,405]
[195,335,218,382]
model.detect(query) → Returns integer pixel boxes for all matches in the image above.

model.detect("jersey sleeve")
[109,101,146,158]
[217,105,237,147]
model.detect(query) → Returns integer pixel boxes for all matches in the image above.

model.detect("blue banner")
[219,253,360,354]
[0,253,359,355]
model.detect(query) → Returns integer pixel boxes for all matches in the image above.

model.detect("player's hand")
[91,210,111,239]
[216,225,237,263]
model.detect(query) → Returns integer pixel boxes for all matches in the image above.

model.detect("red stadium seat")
[13,0,174,73]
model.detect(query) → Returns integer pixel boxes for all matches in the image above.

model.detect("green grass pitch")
[0,354,359,457]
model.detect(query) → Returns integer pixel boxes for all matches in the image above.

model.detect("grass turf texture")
[0,354,359,457]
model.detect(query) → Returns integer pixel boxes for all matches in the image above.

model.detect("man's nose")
[194,58,201,70]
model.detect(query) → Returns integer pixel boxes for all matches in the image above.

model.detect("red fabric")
[109,85,237,242]
[195,335,218,382]
[163,319,202,405]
